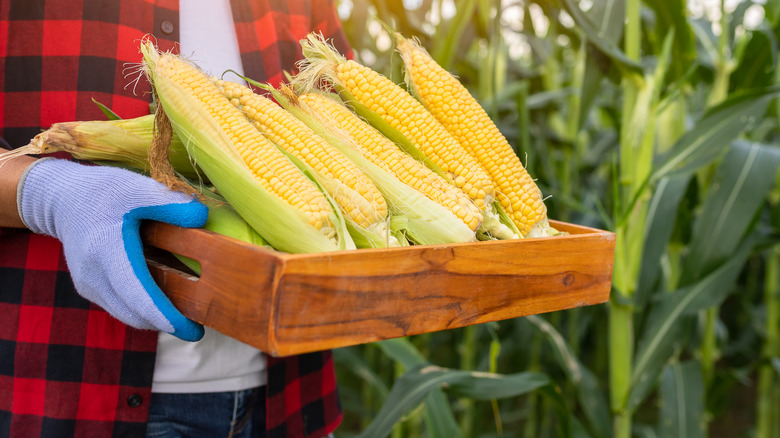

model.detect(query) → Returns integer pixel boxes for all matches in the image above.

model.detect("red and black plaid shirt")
[0,1,349,437]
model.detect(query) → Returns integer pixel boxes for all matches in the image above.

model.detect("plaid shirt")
[0,1,349,437]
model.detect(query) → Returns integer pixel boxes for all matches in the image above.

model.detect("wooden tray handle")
[141,221,279,326]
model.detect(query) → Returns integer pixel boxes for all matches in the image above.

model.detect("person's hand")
[18,158,208,341]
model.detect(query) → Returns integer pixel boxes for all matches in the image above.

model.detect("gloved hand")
[18,158,208,341]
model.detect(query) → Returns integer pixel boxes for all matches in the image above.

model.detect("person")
[0,1,351,436]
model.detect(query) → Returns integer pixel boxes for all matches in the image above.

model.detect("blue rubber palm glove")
[18,158,208,341]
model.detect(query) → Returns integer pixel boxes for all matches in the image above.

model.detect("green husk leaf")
[24,115,202,179]
[274,145,357,251]
[268,86,476,245]
[477,201,521,240]
[225,73,394,248]
[92,98,123,120]
[296,34,516,241]
[141,40,348,254]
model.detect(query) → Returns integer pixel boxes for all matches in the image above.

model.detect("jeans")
[145,388,266,438]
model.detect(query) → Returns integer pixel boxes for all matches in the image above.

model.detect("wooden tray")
[142,220,615,357]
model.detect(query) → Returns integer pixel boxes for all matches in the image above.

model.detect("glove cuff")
[16,157,56,230]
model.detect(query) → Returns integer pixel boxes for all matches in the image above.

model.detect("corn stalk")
[610,0,647,434]
[757,246,780,438]
[333,2,780,437]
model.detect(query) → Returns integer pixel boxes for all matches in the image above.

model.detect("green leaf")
[356,365,459,438]
[528,87,578,109]
[682,141,780,283]
[578,0,625,129]
[652,87,780,180]
[559,0,642,74]
[377,338,461,437]
[356,365,552,438]
[635,425,662,438]
[617,29,674,207]
[431,0,478,70]
[526,315,611,438]
[635,174,691,308]
[447,371,551,400]
[643,0,696,81]
[376,338,427,370]
[628,238,756,411]
[690,18,720,69]
[588,0,626,48]
[333,347,390,399]
[423,390,462,438]
[658,361,706,438]
[767,0,780,26]
[484,85,577,112]
[730,26,777,92]
[455,372,574,438]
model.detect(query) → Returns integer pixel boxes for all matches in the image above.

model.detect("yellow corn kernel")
[154,55,332,230]
[216,80,387,229]
[298,92,483,232]
[328,57,494,211]
[397,36,547,236]
[294,33,493,211]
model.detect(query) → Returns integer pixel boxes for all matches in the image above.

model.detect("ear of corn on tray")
[142,220,614,357]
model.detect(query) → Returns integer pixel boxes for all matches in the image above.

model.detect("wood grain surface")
[142,220,615,356]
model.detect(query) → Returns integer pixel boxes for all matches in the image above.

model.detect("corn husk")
[2,115,202,180]
[268,85,477,245]
[141,40,353,253]
[216,78,400,248]
[295,33,518,240]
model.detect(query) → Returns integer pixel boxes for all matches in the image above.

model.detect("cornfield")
[332,1,780,437]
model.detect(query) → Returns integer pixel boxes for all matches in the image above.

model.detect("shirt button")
[127,394,143,408]
[160,20,175,35]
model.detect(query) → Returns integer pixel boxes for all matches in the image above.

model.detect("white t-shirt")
[151,0,266,394]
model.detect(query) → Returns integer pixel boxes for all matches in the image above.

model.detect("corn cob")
[149,58,330,229]
[296,33,495,212]
[395,35,550,237]
[296,91,483,232]
[215,79,388,233]
[14,115,201,180]
[141,40,352,253]
[272,85,476,245]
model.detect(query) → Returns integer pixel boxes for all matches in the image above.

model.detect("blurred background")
[329,1,780,437]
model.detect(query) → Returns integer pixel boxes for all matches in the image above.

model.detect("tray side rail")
[142,220,615,357]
